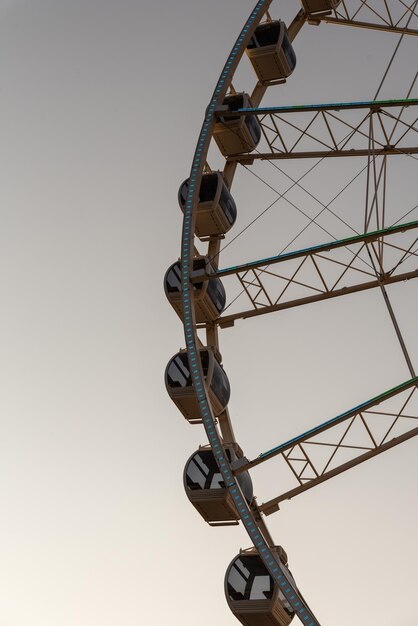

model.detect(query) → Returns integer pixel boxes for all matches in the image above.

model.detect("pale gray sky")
[0,1,417,625]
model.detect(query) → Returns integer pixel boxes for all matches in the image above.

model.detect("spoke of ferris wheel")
[214,220,418,327]
[305,0,418,37]
[218,99,418,162]
[363,116,417,377]
[232,376,418,514]
[216,221,418,276]
[227,98,418,116]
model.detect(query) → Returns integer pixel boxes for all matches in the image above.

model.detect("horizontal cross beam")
[261,428,418,514]
[240,377,418,468]
[303,0,418,37]
[227,146,418,162]
[313,16,418,37]
[217,220,418,277]
[233,376,418,514]
[216,99,418,162]
[218,268,418,327]
[220,99,418,117]
[217,221,418,327]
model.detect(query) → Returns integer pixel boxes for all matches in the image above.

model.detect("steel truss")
[176,1,418,624]
[212,99,418,328]
[233,376,418,514]
[306,0,418,36]
[222,99,418,162]
[216,221,418,326]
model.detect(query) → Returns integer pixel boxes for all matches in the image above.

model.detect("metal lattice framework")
[235,376,418,513]
[217,219,418,325]
[309,0,418,36]
[174,2,418,625]
[225,99,418,161]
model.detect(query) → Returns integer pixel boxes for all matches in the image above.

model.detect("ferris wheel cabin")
[178,172,237,237]
[225,548,295,626]
[184,447,253,525]
[301,0,341,14]
[164,257,226,323]
[165,348,230,422]
[214,93,261,156]
[246,20,296,83]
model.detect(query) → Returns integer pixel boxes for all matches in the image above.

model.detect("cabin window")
[187,453,212,489]
[188,460,207,489]
[250,575,273,600]
[165,263,182,293]
[200,350,210,375]
[238,471,254,504]
[217,94,245,123]
[186,450,225,490]
[228,561,249,600]
[247,22,281,49]
[166,351,210,388]
[211,360,230,407]
[167,353,192,388]
[179,174,219,208]
[206,278,226,314]
[192,258,207,291]
[179,181,189,207]
[199,174,219,203]
[282,34,296,69]
[227,556,274,601]
[220,186,237,225]
[245,116,261,145]
[166,259,213,295]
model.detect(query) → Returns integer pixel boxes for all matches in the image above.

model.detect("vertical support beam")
[251,82,268,107]
[218,408,237,446]
[287,8,307,41]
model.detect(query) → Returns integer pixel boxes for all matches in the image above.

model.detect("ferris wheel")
[164,2,418,625]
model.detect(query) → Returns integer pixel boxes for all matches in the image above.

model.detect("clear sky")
[0,1,417,626]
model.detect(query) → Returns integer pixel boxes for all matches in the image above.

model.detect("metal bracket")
[231,456,251,472]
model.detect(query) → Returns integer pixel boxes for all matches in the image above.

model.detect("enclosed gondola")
[184,446,253,525]
[225,547,295,626]
[214,93,261,157]
[301,0,341,14]
[246,20,296,83]
[164,257,226,322]
[178,172,237,237]
[165,348,230,422]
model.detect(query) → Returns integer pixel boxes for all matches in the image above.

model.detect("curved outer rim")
[179,1,321,625]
